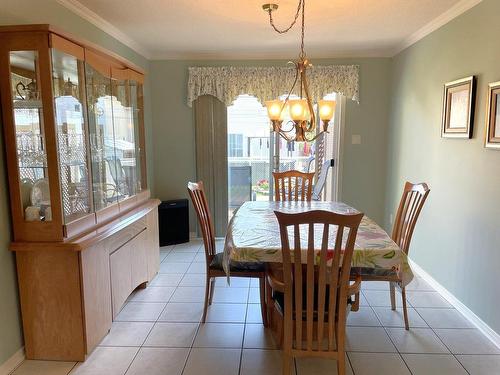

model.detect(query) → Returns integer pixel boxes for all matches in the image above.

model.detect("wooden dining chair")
[352,181,430,330]
[273,170,315,201]
[187,181,268,325]
[270,210,363,375]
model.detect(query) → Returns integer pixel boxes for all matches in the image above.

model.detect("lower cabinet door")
[80,242,112,354]
[131,230,148,288]
[110,243,132,319]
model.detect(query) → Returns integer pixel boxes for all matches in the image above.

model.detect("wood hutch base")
[12,198,160,361]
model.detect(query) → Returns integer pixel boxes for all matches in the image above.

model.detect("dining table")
[223,200,414,287]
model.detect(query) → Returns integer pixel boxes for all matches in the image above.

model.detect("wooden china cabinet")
[0,25,160,361]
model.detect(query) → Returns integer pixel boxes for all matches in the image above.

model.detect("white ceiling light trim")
[55,0,151,59]
[392,0,483,56]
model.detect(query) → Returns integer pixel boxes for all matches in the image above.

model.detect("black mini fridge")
[158,199,189,246]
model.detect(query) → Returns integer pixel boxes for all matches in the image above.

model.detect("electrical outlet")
[352,134,361,144]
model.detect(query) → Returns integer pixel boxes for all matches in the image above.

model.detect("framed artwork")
[441,76,476,138]
[485,81,500,149]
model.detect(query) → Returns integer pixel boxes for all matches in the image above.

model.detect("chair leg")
[401,287,409,330]
[389,282,396,311]
[282,352,292,375]
[201,275,211,323]
[208,277,216,305]
[265,276,273,327]
[259,276,268,327]
[337,352,346,375]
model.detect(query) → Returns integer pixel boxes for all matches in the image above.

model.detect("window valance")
[187,65,359,107]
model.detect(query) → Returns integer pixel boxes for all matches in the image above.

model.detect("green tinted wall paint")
[0,0,151,364]
[387,0,500,332]
[150,58,392,230]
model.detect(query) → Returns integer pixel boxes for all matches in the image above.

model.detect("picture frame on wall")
[485,81,500,149]
[441,76,476,138]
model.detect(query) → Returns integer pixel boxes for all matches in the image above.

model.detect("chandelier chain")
[268,0,303,34]
[267,0,306,59]
[300,0,305,58]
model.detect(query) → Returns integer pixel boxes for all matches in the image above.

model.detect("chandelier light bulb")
[318,100,336,121]
[265,100,284,121]
[289,99,308,121]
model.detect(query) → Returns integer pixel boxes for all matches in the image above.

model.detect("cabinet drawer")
[106,218,147,254]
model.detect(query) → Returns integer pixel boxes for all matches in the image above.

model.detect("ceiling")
[59,0,477,59]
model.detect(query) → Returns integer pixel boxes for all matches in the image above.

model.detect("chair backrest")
[187,181,216,261]
[312,159,334,201]
[304,155,315,173]
[275,210,363,354]
[273,170,315,201]
[391,181,430,254]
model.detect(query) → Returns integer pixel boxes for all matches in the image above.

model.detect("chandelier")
[262,0,336,142]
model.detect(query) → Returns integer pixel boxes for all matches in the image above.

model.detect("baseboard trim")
[409,259,500,349]
[0,347,25,375]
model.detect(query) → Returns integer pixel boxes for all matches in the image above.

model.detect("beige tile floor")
[11,239,500,375]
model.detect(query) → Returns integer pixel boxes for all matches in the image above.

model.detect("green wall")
[3,0,499,367]
[0,0,151,365]
[150,58,392,229]
[387,0,500,332]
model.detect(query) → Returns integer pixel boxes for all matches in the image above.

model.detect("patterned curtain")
[187,65,359,107]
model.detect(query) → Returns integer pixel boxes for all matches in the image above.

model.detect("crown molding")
[55,0,151,59]
[149,48,392,61]
[392,0,483,56]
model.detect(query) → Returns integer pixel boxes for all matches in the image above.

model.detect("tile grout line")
[410,271,473,374]
[364,297,415,375]
[237,287,251,375]
[365,280,474,375]
[411,306,472,375]
[124,243,183,375]
[175,246,204,375]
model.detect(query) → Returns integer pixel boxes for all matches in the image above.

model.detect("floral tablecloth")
[223,201,413,287]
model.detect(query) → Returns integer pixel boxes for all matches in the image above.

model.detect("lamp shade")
[288,99,308,121]
[318,100,336,121]
[265,100,284,121]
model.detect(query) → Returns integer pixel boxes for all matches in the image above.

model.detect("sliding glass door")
[227,94,340,219]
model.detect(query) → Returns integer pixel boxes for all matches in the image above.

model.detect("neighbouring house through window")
[227,93,343,219]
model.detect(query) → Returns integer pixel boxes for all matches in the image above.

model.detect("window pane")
[277,94,314,172]
[10,51,52,221]
[227,95,271,217]
[52,48,91,223]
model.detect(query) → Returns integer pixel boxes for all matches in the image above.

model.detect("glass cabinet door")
[111,76,139,201]
[85,63,119,211]
[9,51,52,221]
[51,48,92,223]
[130,79,144,192]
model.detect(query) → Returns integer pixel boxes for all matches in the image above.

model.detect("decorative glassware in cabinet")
[51,48,92,223]
[111,75,139,201]
[9,51,52,221]
[85,62,119,212]
[131,80,144,193]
